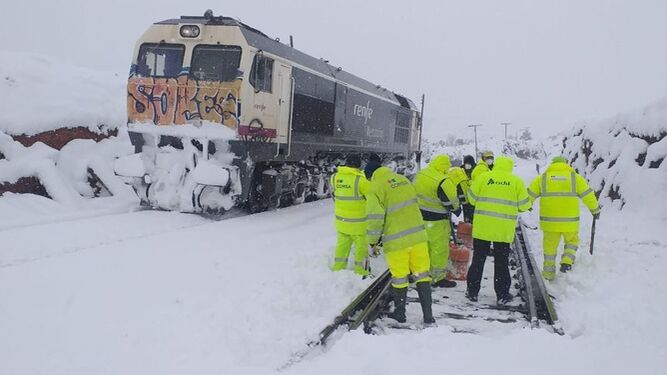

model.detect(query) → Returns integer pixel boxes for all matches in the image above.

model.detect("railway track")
[281,220,562,370]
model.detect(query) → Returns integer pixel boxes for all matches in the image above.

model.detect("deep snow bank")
[0,50,125,136]
[562,98,667,215]
[0,51,138,214]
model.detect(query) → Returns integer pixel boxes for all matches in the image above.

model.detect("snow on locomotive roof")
[155,15,417,111]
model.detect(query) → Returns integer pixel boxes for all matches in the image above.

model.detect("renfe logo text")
[353,101,373,124]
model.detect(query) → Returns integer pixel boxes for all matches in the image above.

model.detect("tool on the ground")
[589,216,597,255]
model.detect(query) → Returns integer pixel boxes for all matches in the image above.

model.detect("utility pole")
[416,94,425,168]
[468,124,483,158]
[500,122,512,140]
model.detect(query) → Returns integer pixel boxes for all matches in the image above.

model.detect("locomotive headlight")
[180,25,201,38]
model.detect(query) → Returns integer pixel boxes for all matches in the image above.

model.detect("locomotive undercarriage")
[114,132,240,214]
[114,131,417,215]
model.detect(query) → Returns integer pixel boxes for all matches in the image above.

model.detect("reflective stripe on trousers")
[562,243,578,264]
[562,252,576,263]
[543,264,556,273]
[393,276,409,285]
[543,254,557,262]
[431,267,446,280]
[413,271,430,281]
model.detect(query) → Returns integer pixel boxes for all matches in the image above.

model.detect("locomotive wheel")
[293,182,307,205]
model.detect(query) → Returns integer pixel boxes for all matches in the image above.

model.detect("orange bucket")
[447,242,471,281]
[457,222,473,249]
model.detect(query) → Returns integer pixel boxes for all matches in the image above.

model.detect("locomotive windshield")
[136,43,185,78]
[190,45,242,82]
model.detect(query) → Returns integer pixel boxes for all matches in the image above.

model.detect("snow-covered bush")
[502,138,547,160]
[422,136,546,165]
[563,98,667,215]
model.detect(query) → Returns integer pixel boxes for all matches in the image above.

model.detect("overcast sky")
[2,0,666,140]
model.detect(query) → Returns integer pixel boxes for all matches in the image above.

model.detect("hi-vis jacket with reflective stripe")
[366,167,428,252]
[471,161,491,183]
[414,155,460,221]
[448,167,471,204]
[330,166,370,235]
[527,161,600,232]
[468,156,531,243]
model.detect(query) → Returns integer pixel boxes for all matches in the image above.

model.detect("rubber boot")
[416,281,435,324]
[560,264,572,273]
[388,286,407,323]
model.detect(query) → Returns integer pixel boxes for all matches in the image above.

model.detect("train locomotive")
[116,10,423,214]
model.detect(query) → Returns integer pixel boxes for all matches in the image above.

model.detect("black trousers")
[462,204,475,222]
[466,239,511,298]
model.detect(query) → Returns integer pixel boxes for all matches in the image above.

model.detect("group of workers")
[330,151,601,324]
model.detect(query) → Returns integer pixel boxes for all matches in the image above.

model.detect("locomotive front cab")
[127,21,245,130]
[121,16,288,213]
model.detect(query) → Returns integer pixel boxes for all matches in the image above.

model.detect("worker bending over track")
[365,161,435,324]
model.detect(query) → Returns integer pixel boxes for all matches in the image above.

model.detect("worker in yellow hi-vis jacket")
[413,155,460,288]
[365,161,434,325]
[466,155,531,304]
[527,156,601,280]
[330,154,371,276]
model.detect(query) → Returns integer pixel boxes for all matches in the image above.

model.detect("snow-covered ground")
[1,154,665,375]
[1,50,665,375]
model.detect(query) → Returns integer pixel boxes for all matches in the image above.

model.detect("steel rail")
[313,269,392,346]
[513,224,539,328]
[517,221,564,334]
